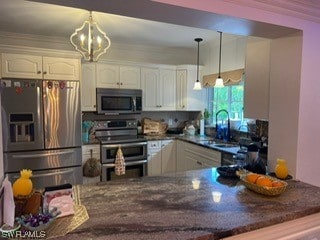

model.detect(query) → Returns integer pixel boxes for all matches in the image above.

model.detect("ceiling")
[1,0,311,51]
[0,0,233,49]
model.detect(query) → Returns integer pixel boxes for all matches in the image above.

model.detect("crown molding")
[224,0,320,23]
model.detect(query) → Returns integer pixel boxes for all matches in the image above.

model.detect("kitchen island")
[53,168,320,240]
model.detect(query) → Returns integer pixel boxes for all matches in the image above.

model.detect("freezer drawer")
[4,148,82,172]
[6,166,83,189]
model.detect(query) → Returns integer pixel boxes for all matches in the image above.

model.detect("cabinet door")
[147,141,162,176]
[120,66,141,89]
[43,56,80,80]
[176,69,187,110]
[82,144,100,184]
[1,53,42,79]
[96,64,120,88]
[244,37,271,120]
[141,67,159,110]
[81,63,96,111]
[161,140,176,174]
[159,69,176,110]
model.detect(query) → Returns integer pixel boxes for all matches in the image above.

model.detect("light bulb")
[193,81,202,90]
[214,78,224,88]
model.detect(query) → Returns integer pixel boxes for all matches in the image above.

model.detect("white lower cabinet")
[147,140,177,176]
[177,140,221,172]
[82,144,101,184]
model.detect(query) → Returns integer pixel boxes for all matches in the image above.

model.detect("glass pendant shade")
[70,11,111,62]
[193,80,202,90]
[214,77,224,88]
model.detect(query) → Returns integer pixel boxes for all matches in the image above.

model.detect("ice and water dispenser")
[9,113,34,143]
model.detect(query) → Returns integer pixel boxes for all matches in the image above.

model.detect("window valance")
[202,68,245,87]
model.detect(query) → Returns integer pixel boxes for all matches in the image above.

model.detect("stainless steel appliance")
[1,79,82,188]
[96,120,147,181]
[96,88,142,115]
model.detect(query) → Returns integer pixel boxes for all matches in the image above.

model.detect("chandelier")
[70,11,111,62]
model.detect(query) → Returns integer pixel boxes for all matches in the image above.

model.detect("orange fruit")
[246,173,260,184]
[272,181,285,188]
[256,176,273,187]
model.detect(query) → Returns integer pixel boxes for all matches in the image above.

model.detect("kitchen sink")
[213,143,239,148]
[198,140,239,148]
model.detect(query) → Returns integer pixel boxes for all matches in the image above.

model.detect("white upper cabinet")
[81,63,96,111]
[141,67,176,111]
[96,63,140,89]
[244,37,271,120]
[119,66,141,89]
[176,65,205,111]
[42,56,80,80]
[1,53,80,80]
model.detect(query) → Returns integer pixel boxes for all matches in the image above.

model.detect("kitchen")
[0,0,320,239]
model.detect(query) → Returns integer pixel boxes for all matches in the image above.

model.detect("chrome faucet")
[215,109,230,141]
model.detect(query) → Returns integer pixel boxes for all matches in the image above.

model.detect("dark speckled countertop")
[52,168,320,240]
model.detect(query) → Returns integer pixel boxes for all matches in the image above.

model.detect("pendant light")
[214,31,224,88]
[193,38,203,90]
[70,11,111,62]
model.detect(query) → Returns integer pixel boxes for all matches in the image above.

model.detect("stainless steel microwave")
[96,88,142,114]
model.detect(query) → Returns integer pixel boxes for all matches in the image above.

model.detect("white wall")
[154,0,320,186]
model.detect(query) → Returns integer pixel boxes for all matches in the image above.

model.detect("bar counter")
[52,168,320,240]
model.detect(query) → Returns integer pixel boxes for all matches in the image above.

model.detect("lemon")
[13,169,33,197]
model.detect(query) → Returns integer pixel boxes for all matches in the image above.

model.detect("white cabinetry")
[244,37,271,120]
[176,65,205,111]
[141,67,176,111]
[147,140,176,176]
[177,140,221,172]
[1,53,80,80]
[82,144,101,184]
[81,63,96,111]
[96,64,141,89]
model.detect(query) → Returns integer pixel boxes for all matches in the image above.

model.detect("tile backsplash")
[82,111,200,129]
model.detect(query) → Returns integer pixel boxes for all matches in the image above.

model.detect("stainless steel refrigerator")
[1,79,82,188]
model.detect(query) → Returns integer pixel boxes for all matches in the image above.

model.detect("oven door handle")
[103,159,147,168]
[102,142,147,148]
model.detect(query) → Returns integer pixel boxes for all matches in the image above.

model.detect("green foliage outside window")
[209,83,244,124]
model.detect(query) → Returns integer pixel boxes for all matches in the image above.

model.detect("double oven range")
[95,120,147,181]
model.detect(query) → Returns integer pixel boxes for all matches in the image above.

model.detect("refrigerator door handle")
[12,150,75,159]
[31,168,74,178]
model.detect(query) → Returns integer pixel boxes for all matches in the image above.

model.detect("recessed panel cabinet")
[147,140,176,176]
[81,63,97,111]
[177,140,221,172]
[141,67,176,111]
[1,53,80,80]
[176,65,205,111]
[96,64,141,89]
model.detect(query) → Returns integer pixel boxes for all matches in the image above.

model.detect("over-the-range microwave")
[96,88,142,115]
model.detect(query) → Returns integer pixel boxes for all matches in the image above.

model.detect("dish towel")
[115,147,125,176]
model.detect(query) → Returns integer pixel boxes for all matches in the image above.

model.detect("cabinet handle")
[196,161,203,166]
[37,71,41,74]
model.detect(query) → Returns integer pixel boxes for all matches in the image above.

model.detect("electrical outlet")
[168,118,173,126]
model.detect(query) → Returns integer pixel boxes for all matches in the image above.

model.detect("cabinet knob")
[159,105,162,108]
[196,161,203,166]
[120,82,123,85]
[43,71,47,74]
[37,71,41,74]
[116,82,120,85]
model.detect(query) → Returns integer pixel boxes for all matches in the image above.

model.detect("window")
[207,82,244,125]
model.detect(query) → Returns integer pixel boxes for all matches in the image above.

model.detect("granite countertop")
[53,168,320,240]
[83,133,240,155]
